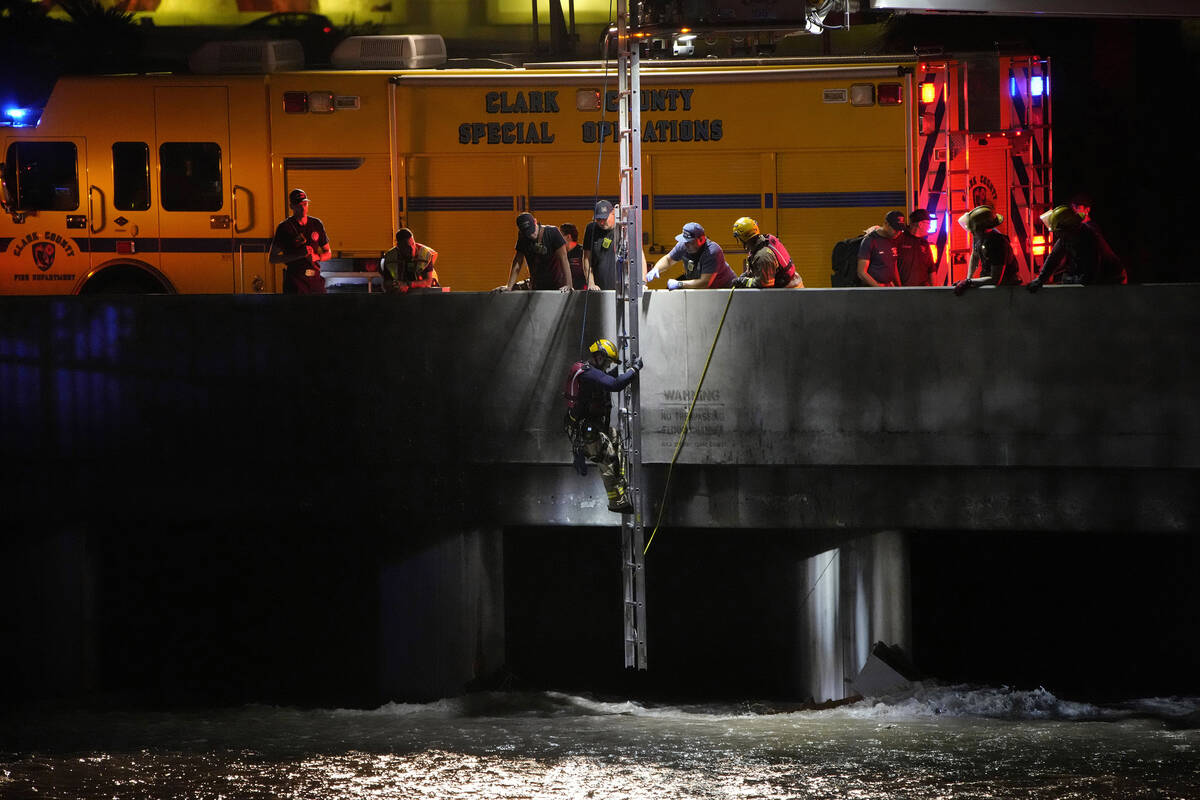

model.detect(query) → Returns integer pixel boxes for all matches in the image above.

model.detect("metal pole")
[532,0,540,54]
[616,0,648,671]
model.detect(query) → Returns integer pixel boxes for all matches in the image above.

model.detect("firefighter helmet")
[589,338,617,361]
[1041,205,1082,232]
[732,216,760,244]
[964,205,1004,232]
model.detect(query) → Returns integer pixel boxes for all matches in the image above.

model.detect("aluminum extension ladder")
[614,0,648,671]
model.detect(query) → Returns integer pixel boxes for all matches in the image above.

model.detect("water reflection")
[1,686,1197,799]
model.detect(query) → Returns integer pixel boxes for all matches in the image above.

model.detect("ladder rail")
[615,0,648,671]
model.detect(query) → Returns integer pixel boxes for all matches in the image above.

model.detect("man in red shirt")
[896,209,936,286]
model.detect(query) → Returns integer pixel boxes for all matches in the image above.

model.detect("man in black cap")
[855,210,904,287]
[269,188,331,294]
[499,212,571,292]
[582,199,649,291]
[582,199,618,291]
[896,209,937,286]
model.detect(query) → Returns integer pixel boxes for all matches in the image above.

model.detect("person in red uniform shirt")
[270,188,331,294]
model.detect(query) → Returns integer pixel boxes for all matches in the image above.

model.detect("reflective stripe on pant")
[581,427,628,506]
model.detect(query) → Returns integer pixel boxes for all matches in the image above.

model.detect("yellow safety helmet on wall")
[589,338,617,361]
[1040,205,1082,232]
[732,216,760,244]
[960,205,1004,233]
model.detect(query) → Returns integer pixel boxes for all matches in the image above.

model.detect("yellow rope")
[644,286,736,555]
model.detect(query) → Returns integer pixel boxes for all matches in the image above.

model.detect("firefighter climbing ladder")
[614,0,648,671]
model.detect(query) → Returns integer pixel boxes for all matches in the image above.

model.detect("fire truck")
[0,41,1050,293]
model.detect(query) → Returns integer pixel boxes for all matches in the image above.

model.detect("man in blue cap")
[644,222,735,289]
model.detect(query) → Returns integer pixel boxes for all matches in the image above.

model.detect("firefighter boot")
[607,485,635,515]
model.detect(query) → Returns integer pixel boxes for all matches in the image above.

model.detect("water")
[2,685,1197,799]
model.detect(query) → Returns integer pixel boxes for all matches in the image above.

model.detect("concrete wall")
[3,286,1196,531]
[1,286,1196,704]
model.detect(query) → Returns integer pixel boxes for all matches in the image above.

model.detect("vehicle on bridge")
[1,41,1050,294]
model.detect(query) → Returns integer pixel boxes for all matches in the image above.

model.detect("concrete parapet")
[1,286,1197,531]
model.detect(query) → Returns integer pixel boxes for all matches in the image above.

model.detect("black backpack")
[831,234,866,287]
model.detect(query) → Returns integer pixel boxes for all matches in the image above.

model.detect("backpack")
[831,234,866,287]
[763,234,797,282]
[563,360,589,418]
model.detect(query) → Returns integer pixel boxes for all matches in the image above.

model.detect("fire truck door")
[89,139,161,275]
[1,136,91,293]
[153,87,235,293]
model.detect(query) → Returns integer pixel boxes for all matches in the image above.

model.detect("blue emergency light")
[2,106,39,127]
[1009,76,1048,98]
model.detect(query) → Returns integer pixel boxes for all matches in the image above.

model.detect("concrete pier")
[1,286,1197,704]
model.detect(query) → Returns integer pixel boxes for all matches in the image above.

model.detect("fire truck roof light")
[1011,76,1048,98]
[3,106,39,127]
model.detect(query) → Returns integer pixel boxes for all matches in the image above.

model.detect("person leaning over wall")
[380,228,439,293]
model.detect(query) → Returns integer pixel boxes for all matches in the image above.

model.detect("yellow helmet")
[1040,205,1082,232]
[589,338,617,361]
[732,216,760,244]
[964,205,1004,233]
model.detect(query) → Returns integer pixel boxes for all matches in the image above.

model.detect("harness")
[756,234,796,284]
[563,362,614,445]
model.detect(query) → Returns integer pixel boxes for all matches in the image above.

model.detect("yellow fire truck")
[0,47,1050,293]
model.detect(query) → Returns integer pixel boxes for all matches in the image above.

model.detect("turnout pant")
[581,426,629,508]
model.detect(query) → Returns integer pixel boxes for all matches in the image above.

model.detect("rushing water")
[1,685,1197,799]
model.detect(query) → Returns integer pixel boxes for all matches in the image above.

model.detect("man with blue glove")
[563,338,643,514]
[644,222,736,290]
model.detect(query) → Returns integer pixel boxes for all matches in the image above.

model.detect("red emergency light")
[878,83,903,105]
[282,92,309,113]
[919,82,937,105]
[1032,234,1048,257]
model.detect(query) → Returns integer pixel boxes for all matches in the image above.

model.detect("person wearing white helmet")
[729,216,804,288]
[953,205,1020,295]
[563,338,644,514]
[1027,205,1126,291]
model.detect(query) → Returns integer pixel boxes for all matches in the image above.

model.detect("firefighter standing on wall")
[270,188,331,294]
[565,339,643,514]
[729,217,804,288]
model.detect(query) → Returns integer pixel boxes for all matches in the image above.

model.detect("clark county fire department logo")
[969,175,998,209]
[32,241,56,272]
